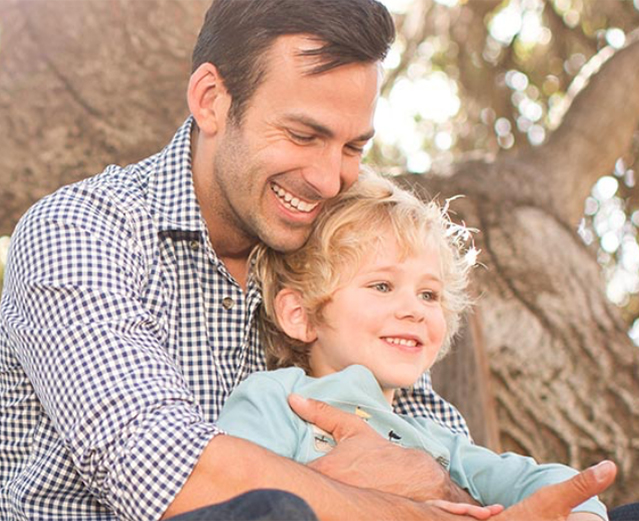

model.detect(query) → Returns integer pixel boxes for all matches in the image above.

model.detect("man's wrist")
[443,479,479,505]
[404,448,479,505]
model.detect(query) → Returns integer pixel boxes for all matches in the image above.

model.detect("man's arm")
[1,200,220,520]
[162,434,480,520]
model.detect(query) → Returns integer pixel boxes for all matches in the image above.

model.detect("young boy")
[217,172,608,520]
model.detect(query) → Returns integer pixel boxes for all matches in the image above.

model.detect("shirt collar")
[145,116,205,233]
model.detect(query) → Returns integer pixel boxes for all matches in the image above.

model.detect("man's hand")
[288,393,477,504]
[493,461,616,521]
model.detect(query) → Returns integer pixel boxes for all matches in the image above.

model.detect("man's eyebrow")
[282,114,375,142]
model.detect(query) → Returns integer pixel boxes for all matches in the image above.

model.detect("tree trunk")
[1,0,638,507]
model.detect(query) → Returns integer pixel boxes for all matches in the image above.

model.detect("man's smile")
[270,182,320,213]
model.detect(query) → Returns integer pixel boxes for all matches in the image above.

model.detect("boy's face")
[307,230,447,402]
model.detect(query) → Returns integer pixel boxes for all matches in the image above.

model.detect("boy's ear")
[187,62,232,136]
[274,289,317,343]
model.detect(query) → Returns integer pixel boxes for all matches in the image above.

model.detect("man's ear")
[274,289,317,343]
[187,62,232,136]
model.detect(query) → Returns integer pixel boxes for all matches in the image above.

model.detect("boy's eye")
[371,282,391,293]
[420,290,440,302]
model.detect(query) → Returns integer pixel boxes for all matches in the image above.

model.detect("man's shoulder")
[15,152,165,243]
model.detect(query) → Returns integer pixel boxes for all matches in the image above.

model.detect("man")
[0,0,616,520]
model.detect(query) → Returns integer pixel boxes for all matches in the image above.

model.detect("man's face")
[208,35,382,254]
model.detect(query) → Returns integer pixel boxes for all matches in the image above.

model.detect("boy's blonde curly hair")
[251,171,476,373]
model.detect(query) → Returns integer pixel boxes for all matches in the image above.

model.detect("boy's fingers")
[428,500,499,520]
[288,393,369,441]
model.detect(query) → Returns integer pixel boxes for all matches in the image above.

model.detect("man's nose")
[303,147,358,199]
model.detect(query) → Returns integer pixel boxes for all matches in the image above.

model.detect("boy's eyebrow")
[282,113,376,142]
[364,265,443,283]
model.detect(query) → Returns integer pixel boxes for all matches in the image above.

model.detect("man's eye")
[345,144,365,156]
[372,282,391,293]
[289,131,315,144]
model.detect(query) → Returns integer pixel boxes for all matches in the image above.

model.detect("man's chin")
[261,230,311,253]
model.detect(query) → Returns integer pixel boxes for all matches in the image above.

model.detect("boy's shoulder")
[238,365,381,399]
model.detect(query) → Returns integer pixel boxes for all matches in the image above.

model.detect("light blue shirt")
[218,365,607,519]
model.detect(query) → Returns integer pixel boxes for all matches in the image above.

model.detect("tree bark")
[1,0,638,507]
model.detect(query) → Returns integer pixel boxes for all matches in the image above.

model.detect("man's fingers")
[573,460,617,497]
[534,460,617,513]
[288,393,369,441]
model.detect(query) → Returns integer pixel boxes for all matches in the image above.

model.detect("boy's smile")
[307,229,447,403]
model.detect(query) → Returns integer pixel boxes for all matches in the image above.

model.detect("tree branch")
[525,31,639,225]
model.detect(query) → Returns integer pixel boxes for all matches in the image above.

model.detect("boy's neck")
[381,387,396,405]
[309,365,396,405]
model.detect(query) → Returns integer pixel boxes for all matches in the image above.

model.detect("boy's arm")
[412,416,608,519]
[216,371,302,459]
[216,369,477,504]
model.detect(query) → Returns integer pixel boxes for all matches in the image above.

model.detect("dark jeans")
[167,489,318,521]
[610,503,639,521]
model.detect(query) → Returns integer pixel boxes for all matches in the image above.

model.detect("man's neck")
[190,124,255,290]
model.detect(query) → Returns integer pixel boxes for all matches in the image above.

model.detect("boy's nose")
[394,294,425,322]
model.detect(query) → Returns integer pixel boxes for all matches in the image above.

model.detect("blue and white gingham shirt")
[0,117,469,520]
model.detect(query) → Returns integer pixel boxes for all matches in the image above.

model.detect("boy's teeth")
[271,183,318,213]
[385,337,418,347]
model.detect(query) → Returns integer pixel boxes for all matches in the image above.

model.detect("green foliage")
[375,0,639,331]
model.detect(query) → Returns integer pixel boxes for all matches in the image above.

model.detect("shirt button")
[222,297,234,310]
[189,240,200,251]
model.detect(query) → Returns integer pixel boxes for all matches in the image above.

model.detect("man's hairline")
[227,32,385,127]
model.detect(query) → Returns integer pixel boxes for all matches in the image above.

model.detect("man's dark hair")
[192,0,395,122]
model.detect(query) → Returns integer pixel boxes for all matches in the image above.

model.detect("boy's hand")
[427,500,504,520]
[288,394,478,504]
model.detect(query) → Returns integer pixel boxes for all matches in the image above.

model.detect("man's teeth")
[271,184,318,213]
[384,337,418,347]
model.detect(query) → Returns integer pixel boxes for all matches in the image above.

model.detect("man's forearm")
[161,434,471,521]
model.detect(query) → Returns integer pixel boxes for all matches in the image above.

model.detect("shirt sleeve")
[410,416,608,520]
[217,371,302,460]
[2,192,219,521]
